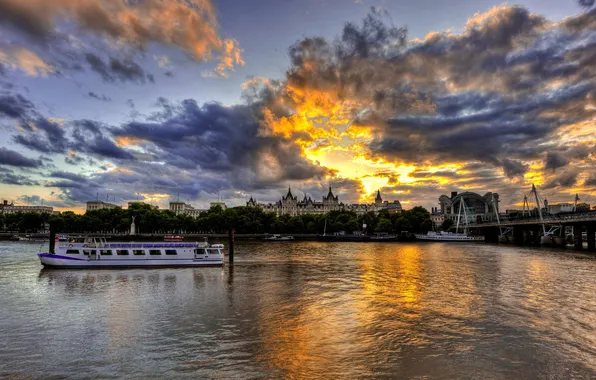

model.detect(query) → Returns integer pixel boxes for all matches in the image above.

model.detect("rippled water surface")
[1,241,596,379]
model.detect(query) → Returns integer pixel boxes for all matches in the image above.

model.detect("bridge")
[459,184,596,252]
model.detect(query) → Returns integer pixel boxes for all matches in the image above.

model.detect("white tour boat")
[414,231,484,242]
[37,236,224,268]
[415,195,483,242]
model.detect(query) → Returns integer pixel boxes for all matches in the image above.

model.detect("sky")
[0,0,595,213]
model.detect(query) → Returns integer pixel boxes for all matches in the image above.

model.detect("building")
[430,207,445,228]
[546,202,591,214]
[438,191,500,224]
[1,200,53,214]
[209,201,227,210]
[86,201,120,211]
[247,187,401,216]
[169,202,204,217]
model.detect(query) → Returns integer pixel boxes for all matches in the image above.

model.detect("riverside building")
[1,200,54,214]
[247,187,401,216]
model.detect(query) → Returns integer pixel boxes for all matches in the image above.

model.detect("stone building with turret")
[247,187,401,216]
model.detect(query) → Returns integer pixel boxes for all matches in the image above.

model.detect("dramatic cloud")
[0,0,243,79]
[0,93,36,120]
[0,47,54,77]
[544,152,570,171]
[13,118,135,161]
[84,54,152,84]
[0,147,41,168]
[0,167,39,186]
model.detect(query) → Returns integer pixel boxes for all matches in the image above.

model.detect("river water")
[1,241,596,379]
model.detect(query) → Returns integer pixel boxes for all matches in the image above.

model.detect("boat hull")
[38,253,223,268]
[414,234,484,242]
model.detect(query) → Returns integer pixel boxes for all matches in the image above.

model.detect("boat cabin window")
[149,249,161,255]
[165,249,177,255]
[133,250,145,256]
[100,249,112,255]
[116,250,129,256]
[83,250,95,256]
[66,249,80,254]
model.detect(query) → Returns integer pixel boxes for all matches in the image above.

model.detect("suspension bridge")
[466,184,596,252]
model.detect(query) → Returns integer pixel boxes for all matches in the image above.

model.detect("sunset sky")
[0,0,595,213]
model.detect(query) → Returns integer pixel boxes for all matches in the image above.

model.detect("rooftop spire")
[376,189,382,201]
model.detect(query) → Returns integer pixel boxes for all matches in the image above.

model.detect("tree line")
[1,203,433,235]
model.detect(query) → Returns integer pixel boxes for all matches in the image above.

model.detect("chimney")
[3,200,7,206]
[451,191,458,199]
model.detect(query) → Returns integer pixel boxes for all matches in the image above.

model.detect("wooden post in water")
[228,228,235,263]
[49,223,56,254]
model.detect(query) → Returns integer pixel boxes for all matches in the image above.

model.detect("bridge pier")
[484,227,499,243]
[587,224,595,253]
[513,227,524,245]
[573,223,583,251]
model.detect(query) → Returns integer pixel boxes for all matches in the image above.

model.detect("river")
[1,241,595,379]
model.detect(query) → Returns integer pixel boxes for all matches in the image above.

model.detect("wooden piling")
[228,228,234,263]
[49,223,56,254]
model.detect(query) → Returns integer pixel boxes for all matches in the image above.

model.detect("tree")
[440,218,454,231]
[377,218,393,233]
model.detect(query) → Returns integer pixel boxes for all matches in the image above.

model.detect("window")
[165,249,177,255]
[66,249,80,254]
[116,250,129,256]
[83,250,95,256]
[149,250,161,255]
[133,250,145,256]
[100,250,113,255]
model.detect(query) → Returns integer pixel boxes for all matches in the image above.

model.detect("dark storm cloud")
[85,54,151,84]
[0,93,36,120]
[543,168,580,189]
[13,118,67,153]
[64,153,84,165]
[18,195,41,204]
[0,167,39,186]
[114,100,330,181]
[544,152,570,171]
[87,92,111,102]
[13,117,135,161]
[585,173,596,187]
[0,147,42,168]
[50,171,87,183]
[502,159,529,178]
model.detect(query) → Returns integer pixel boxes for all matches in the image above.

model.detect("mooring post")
[228,228,234,263]
[49,223,56,254]
[574,223,583,251]
[586,224,595,252]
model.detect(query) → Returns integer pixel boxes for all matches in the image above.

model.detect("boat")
[370,232,397,241]
[414,231,484,241]
[415,195,483,242]
[264,234,294,241]
[164,235,184,242]
[37,236,224,268]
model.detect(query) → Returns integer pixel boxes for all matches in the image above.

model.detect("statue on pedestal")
[130,216,136,235]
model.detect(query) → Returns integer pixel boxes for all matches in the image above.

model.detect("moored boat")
[414,231,484,242]
[164,235,184,242]
[264,234,294,241]
[37,236,224,268]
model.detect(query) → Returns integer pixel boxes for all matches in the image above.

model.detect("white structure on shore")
[86,201,120,211]
[247,187,401,216]
[169,202,205,217]
[1,200,53,214]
